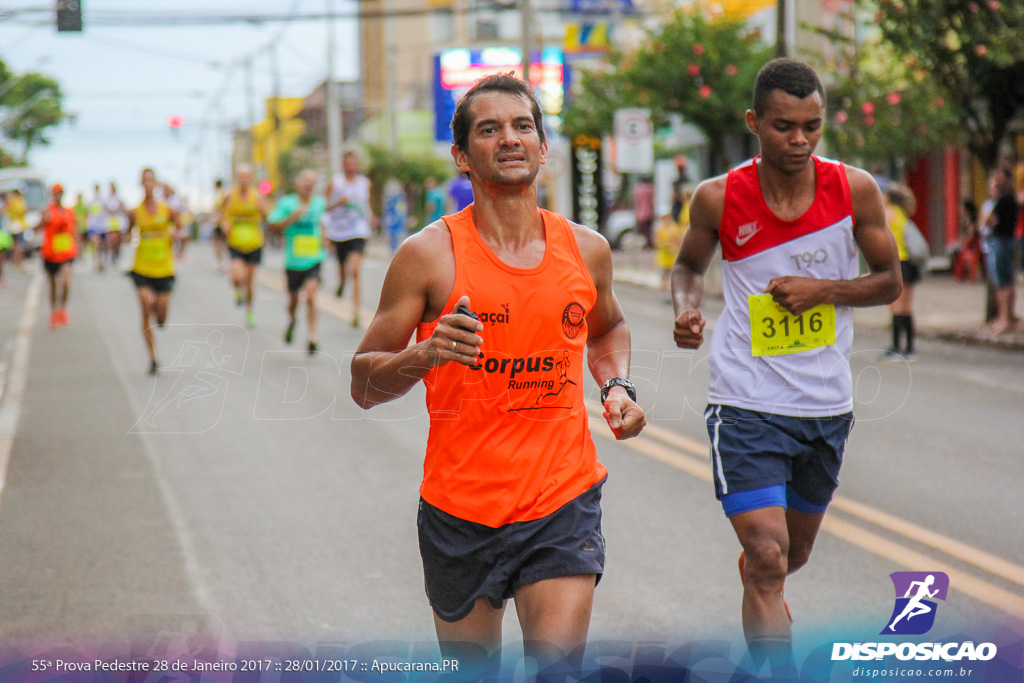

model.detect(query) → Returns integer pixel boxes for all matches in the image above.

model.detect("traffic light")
[56,0,83,33]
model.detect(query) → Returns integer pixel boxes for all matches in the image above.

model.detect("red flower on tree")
[726,64,737,76]
[687,63,701,77]
[693,44,705,56]
[698,85,712,99]
[861,101,875,115]
[887,92,901,105]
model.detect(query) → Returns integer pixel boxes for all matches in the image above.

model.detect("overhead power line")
[2,3,631,27]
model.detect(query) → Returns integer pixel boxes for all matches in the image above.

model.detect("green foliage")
[564,8,772,173]
[0,58,65,164]
[806,22,961,169]
[861,0,1024,169]
[364,145,454,225]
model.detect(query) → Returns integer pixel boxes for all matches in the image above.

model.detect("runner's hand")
[673,309,706,349]
[603,390,646,440]
[764,276,823,316]
[429,295,483,367]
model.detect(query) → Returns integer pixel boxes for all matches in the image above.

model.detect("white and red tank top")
[709,155,859,417]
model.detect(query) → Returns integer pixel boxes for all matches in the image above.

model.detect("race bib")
[749,294,836,357]
[52,233,74,255]
[292,234,320,258]
[232,223,261,249]
[139,237,171,262]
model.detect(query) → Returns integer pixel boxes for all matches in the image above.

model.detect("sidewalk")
[611,250,1024,353]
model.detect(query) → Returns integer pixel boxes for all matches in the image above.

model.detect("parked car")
[603,208,647,251]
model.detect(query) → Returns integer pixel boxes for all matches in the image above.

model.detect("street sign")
[614,108,653,174]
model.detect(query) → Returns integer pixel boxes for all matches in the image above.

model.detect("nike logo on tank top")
[710,156,859,417]
[416,207,606,527]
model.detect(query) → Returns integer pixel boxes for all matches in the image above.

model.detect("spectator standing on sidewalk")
[883,183,921,360]
[983,167,1019,334]
[633,175,655,249]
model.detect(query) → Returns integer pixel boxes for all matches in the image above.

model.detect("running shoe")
[246,311,255,328]
[148,360,159,376]
[307,340,318,356]
[57,309,69,327]
[878,348,902,362]
[49,311,60,329]
[351,313,360,328]
[284,319,296,344]
[235,290,244,307]
[739,551,792,624]
[336,283,344,298]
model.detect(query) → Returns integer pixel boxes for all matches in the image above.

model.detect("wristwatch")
[600,377,636,404]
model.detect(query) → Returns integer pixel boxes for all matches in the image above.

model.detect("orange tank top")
[415,206,605,527]
[41,203,78,263]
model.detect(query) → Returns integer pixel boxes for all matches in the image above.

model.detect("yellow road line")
[829,496,1024,589]
[586,409,1024,618]
[587,401,1024,591]
[822,516,1024,620]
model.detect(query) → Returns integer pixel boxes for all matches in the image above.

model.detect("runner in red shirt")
[39,183,79,329]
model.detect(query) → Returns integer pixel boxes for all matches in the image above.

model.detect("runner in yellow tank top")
[128,167,183,375]
[220,164,268,326]
[351,73,646,678]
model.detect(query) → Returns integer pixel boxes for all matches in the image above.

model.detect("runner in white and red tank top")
[671,58,902,672]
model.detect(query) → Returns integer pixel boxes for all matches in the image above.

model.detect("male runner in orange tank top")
[351,73,646,677]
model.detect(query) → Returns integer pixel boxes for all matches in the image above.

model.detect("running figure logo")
[132,325,248,434]
[881,571,949,635]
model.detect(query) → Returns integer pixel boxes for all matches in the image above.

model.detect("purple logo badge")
[881,571,949,635]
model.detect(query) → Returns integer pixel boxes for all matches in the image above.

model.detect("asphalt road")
[0,242,1021,665]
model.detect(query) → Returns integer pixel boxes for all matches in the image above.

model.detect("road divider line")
[587,402,1024,590]
[587,409,1024,617]
[829,496,1024,588]
[822,515,1024,620]
[0,273,42,509]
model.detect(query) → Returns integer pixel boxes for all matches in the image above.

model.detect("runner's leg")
[515,574,595,675]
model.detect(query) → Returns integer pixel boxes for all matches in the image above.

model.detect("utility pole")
[520,0,532,85]
[325,0,344,176]
[385,0,398,154]
[244,55,256,165]
[775,0,787,57]
[270,40,282,187]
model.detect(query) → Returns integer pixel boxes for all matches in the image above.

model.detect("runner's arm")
[266,202,302,233]
[764,167,901,315]
[169,208,186,256]
[351,227,483,409]
[671,177,723,349]
[574,225,645,440]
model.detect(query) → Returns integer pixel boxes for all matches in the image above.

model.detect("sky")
[0,1,360,209]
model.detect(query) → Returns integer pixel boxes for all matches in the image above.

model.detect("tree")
[865,0,1024,170]
[563,8,773,173]
[807,21,962,170]
[0,58,65,166]
[364,146,452,225]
